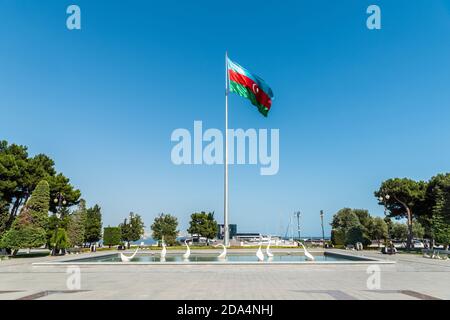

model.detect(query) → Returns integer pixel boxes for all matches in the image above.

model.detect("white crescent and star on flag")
[252,83,260,94]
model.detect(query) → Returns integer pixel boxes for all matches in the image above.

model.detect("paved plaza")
[0,249,449,300]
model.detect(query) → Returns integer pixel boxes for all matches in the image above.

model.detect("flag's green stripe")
[229,80,268,117]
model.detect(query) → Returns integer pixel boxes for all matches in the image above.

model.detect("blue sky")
[1,1,450,237]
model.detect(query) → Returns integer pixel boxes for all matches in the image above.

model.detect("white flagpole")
[224,51,229,246]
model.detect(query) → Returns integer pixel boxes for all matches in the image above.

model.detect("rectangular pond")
[33,250,395,265]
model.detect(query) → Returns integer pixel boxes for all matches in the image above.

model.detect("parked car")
[392,241,406,248]
[381,246,397,255]
[412,240,425,249]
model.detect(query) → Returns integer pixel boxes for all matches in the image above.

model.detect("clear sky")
[1,0,450,237]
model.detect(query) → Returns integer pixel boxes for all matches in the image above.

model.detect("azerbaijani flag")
[227,58,274,117]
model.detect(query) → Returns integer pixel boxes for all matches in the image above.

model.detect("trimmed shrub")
[103,227,122,248]
[331,229,345,246]
[0,180,50,253]
[345,226,364,245]
[1,225,47,251]
[49,228,69,253]
[24,180,50,229]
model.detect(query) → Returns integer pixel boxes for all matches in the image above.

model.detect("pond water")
[68,252,368,263]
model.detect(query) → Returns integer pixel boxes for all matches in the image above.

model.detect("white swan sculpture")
[299,242,315,261]
[266,237,274,258]
[120,247,139,262]
[160,238,167,258]
[256,243,264,261]
[183,240,191,260]
[431,251,437,259]
[215,243,227,259]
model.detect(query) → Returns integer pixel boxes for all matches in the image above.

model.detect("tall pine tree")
[431,184,450,249]
[84,204,102,245]
[67,199,87,247]
[1,180,50,254]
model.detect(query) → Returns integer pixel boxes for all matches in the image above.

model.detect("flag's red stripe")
[228,69,272,109]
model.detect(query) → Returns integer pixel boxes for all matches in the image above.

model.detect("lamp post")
[52,192,66,256]
[378,194,390,229]
[378,193,391,249]
[378,194,390,215]
[320,210,325,248]
[294,211,301,241]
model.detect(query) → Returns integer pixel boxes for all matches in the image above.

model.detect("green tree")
[345,226,365,245]
[353,209,372,234]
[46,207,71,247]
[47,174,81,213]
[426,173,450,249]
[431,214,450,249]
[66,200,87,247]
[151,213,179,246]
[0,225,47,254]
[331,208,361,231]
[103,226,122,248]
[0,180,50,254]
[331,208,388,247]
[0,141,81,232]
[49,228,69,255]
[21,180,50,229]
[331,208,363,246]
[0,141,33,225]
[375,178,427,249]
[390,222,408,241]
[187,211,219,244]
[84,204,102,245]
[204,212,219,241]
[331,229,345,246]
[412,221,425,239]
[119,212,145,248]
[0,200,10,237]
[370,217,388,247]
